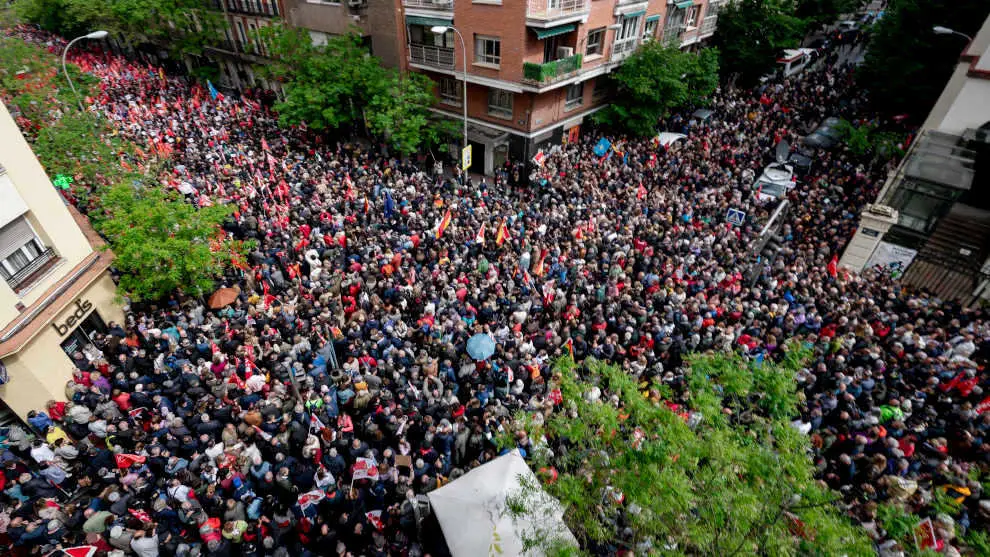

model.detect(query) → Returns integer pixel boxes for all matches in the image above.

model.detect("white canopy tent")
[428,450,578,557]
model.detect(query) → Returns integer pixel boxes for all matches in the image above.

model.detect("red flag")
[914,518,938,550]
[827,255,838,278]
[261,137,270,152]
[297,490,325,511]
[366,510,385,531]
[128,508,152,523]
[364,197,370,214]
[542,280,556,307]
[436,209,452,239]
[352,457,379,482]
[115,454,146,469]
[48,547,98,557]
[475,223,486,245]
[637,182,647,200]
[976,395,990,414]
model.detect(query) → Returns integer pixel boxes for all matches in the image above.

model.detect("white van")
[776,48,817,77]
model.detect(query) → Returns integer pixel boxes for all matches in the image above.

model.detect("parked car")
[787,148,814,175]
[803,117,843,149]
[754,162,796,201]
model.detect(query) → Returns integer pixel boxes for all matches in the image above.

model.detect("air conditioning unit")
[347,0,366,7]
[557,46,575,58]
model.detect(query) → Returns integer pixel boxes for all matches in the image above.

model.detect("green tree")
[835,119,906,172]
[796,0,865,31]
[262,25,388,131]
[366,72,459,157]
[14,0,224,57]
[713,0,806,87]
[858,0,988,122]
[93,182,237,301]
[596,41,719,136]
[500,349,873,555]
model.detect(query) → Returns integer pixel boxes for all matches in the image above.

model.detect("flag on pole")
[46,547,98,557]
[436,209,452,239]
[542,280,556,307]
[366,510,385,531]
[297,490,326,511]
[637,182,648,200]
[352,457,379,482]
[475,223,486,245]
[114,454,146,469]
[207,80,221,101]
[496,221,510,246]
[827,255,838,279]
[310,414,327,436]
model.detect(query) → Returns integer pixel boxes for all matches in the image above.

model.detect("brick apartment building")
[399,0,722,174]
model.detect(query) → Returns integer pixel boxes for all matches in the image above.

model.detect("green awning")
[533,24,576,40]
[646,14,661,22]
[675,0,694,8]
[624,9,646,18]
[406,15,453,28]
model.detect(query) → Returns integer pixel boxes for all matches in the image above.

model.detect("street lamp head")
[430,26,450,35]
[932,26,953,35]
[85,30,109,39]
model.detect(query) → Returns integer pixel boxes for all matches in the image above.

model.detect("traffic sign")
[462,145,472,171]
[726,208,746,226]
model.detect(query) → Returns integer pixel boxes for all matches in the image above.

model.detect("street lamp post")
[932,26,973,42]
[431,25,468,181]
[62,30,109,112]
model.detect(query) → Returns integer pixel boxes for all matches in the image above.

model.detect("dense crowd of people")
[1,23,988,557]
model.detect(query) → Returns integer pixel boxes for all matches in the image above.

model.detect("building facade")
[0,102,124,420]
[399,0,721,175]
[840,15,990,305]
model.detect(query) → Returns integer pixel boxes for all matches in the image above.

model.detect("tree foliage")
[263,25,456,156]
[93,182,235,301]
[13,0,224,56]
[596,41,719,136]
[858,0,989,122]
[796,0,865,31]
[713,0,806,87]
[501,349,872,555]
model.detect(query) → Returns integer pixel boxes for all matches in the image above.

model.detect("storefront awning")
[646,14,661,22]
[406,15,454,28]
[675,0,694,9]
[533,24,576,40]
[624,9,647,18]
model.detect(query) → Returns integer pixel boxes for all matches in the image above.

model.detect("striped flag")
[496,220,509,246]
[474,223,486,245]
[366,510,385,530]
[436,209,452,239]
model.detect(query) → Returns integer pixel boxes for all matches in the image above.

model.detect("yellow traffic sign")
[462,145,472,171]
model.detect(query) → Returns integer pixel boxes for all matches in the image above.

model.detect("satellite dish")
[775,140,790,164]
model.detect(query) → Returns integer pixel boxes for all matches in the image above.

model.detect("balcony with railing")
[224,0,279,17]
[610,39,638,61]
[699,16,718,37]
[409,43,455,69]
[526,0,590,25]
[403,0,454,10]
[2,247,59,292]
[522,53,583,84]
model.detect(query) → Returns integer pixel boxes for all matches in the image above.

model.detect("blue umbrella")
[466,333,496,361]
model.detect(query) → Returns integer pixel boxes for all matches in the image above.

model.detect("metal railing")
[403,0,455,9]
[225,0,279,17]
[611,39,638,60]
[526,0,589,20]
[522,53,583,83]
[3,247,57,290]
[699,16,718,37]
[408,43,455,69]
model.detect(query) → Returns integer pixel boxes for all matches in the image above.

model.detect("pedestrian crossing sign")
[726,208,746,226]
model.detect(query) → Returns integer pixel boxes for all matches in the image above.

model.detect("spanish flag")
[475,223,486,245]
[364,197,370,214]
[436,209,452,239]
[496,220,509,246]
